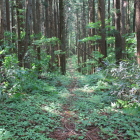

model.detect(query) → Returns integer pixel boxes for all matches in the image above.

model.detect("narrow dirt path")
[49,73,80,139]
[49,77,101,140]
[49,59,102,140]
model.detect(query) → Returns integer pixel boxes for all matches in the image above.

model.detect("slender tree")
[59,0,66,75]
[11,0,16,37]
[108,0,110,20]
[82,0,86,72]
[133,1,136,32]
[120,0,126,58]
[16,0,25,67]
[114,0,122,64]
[36,0,41,70]
[0,0,4,66]
[76,8,82,72]
[0,0,4,44]
[88,0,95,73]
[24,0,32,68]
[6,0,10,31]
[135,0,140,64]
[98,0,107,62]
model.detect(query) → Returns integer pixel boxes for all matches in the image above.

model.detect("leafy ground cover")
[0,58,140,140]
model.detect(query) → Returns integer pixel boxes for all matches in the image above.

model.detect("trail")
[49,58,101,140]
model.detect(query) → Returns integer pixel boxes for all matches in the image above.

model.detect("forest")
[0,0,140,139]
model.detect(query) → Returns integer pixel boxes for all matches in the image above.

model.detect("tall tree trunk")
[108,0,110,20]
[114,0,122,64]
[133,1,136,32]
[6,0,10,31]
[44,0,49,37]
[0,0,4,66]
[82,0,86,73]
[49,0,55,71]
[135,0,140,64]
[11,0,16,45]
[36,0,41,71]
[32,0,36,35]
[24,0,32,68]
[16,0,24,67]
[127,0,130,33]
[76,9,81,73]
[120,0,126,58]
[59,0,66,75]
[88,0,95,73]
[112,0,115,26]
[98,0,107,63]
[0,0,4,44]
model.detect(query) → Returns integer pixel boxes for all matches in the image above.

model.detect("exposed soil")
[49,60,122,140]
[49,72,104,140]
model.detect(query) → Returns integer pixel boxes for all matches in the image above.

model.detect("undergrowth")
[69,60,140,140]
[0,90,71,139]
[70,87,140,140]
[0,57,140,139]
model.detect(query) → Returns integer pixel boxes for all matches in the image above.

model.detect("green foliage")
[106,36,115,44]
[54,50,66,55]
[0,55,57,101]
[86,21,101,29]
[0,92,63,139]
[125,33,137,58]
[1,68,56,96]
[3,54,19,69]
[79,35,101,43]
[0,58,140,139]
[92,51,104,59]
[70,72,140,140]
[33,36,60,46]
[86,19,116,37]
[70,57,140,139]
[80,51,104,73]
[26,46,52,72]
[31,35,61,72]
[106,61,140,102]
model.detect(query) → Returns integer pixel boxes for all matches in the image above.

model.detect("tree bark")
[135,0,140,64]
[114,0,122,64]
[133,1,136,32]
[82,0,86,73]
[108,0,110,20]
[0,0,4,44]
[6,0,10,31]
[59,0,66,75]
[24,0,32,68]
[36,0,41,71]
[0,0,4,66]
[98,0,107,63]
[120,0,126,58]
[88,0,95,73]
[16,0,25,67]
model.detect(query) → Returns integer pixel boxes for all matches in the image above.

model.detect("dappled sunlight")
[41,103,62,115]
[74,87,95,94]
[0,0,139,139]
[0,128,13,139]
[0,92,64,139]
[1,69,140,139]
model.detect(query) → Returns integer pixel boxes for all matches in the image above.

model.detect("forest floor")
[49,61,103,140]
[0,58,140,140]
[48,59,140,140]
[49,77,102,140]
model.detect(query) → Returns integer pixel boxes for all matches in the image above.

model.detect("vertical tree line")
[67,0,138,73]
[0,0,67,74]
